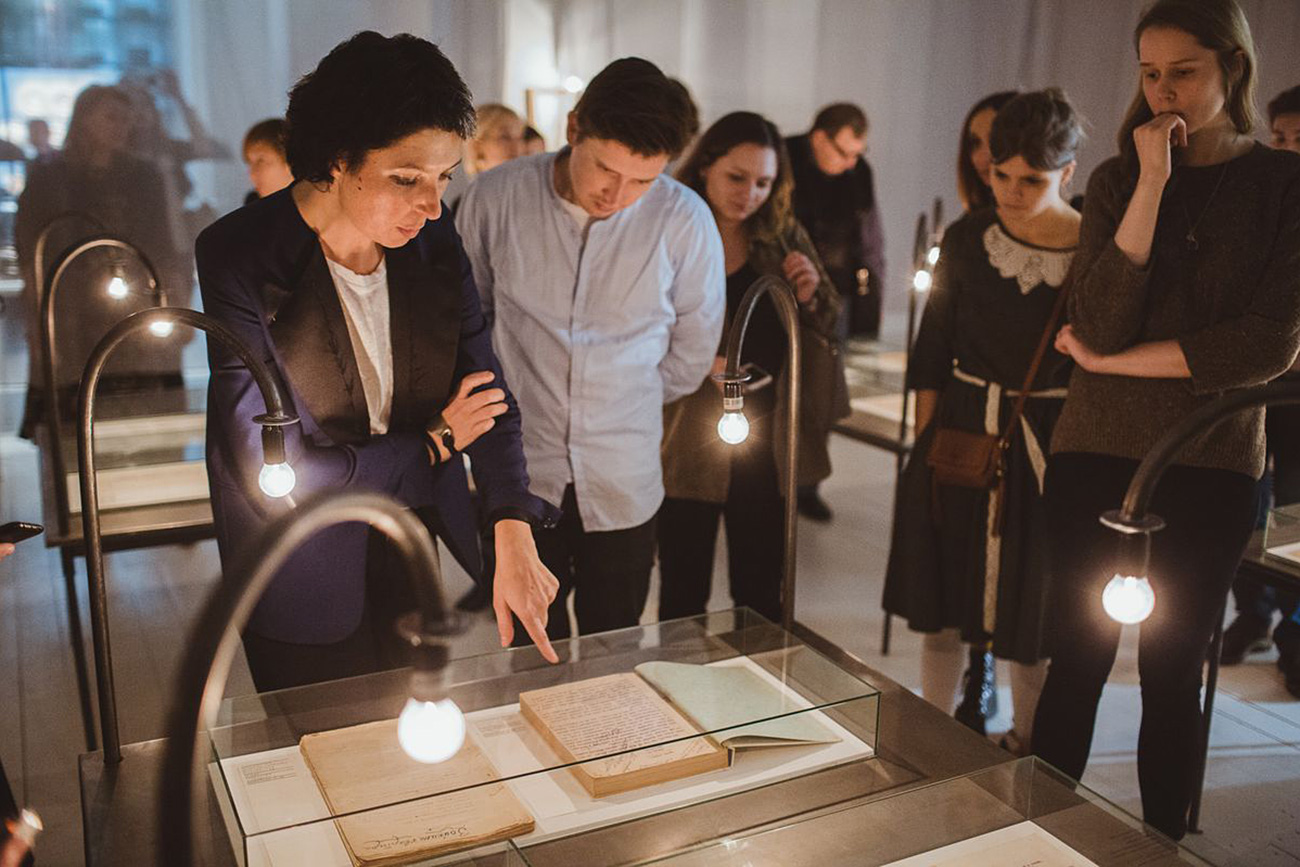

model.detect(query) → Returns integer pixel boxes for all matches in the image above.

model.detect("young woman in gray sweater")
[1033,0,1300,840]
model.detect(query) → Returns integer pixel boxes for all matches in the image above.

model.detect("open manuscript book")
[518,661,840,797]
[292,661,838,864]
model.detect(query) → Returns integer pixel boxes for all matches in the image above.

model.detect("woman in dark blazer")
[198,32,560,691]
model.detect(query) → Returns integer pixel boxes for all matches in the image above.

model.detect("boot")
[954,646,997,735]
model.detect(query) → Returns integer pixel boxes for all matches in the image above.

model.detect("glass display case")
[637,756,1209,866]
[204,610,882,867]
[1261,502,1300,572]
[838,342,911,449]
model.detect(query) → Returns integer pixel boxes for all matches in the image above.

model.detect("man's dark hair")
[1269,85,1300,123]
[285,31,475,184]
[571,58,693,158]
[812,102,868,138]
[242,118,288,158]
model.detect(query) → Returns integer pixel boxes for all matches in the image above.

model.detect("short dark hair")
[285,31,475,184]
[668,78,701,142]
[523,124,544,143]
[989,88,1083,171]
[572,57,693,158]
[242,118,287,158]
[1269,85,1300,123]
[812,103,868,138]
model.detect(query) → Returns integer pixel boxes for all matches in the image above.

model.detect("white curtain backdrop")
[549,0,1300,321]
[179,0,1300,322]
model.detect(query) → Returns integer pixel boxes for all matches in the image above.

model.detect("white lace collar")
[983,221,1074,294]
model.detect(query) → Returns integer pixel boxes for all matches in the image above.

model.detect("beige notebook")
[518,672,729,798]
[299,718,533,865]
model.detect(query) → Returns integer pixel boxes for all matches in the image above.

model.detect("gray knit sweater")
[1052,144,1300,478]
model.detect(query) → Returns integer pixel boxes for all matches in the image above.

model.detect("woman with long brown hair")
[1035,0,1300,839]
[657,111,842,624]
[957,90,1020,213]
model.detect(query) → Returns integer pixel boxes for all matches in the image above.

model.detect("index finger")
[522,616,560,663]
[456,370,496,399]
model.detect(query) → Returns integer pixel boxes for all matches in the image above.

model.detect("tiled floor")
[1,299,1298,863]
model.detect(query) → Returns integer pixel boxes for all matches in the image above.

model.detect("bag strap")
[997,285,1069,451]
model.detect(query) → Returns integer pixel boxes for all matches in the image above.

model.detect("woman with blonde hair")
[464,103,525,176]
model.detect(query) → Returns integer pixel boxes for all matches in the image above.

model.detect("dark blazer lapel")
[269,246,370,444]
[386,239,460,429]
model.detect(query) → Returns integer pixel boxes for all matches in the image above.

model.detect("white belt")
[950,365,1066,633]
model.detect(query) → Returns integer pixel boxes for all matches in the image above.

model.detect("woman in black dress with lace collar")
[883,90,1082,753]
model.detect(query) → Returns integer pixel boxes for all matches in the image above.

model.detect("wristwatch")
[428,414,457,457]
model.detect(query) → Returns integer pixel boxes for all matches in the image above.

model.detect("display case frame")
[202,609,881,866]
[636,756,1212,866]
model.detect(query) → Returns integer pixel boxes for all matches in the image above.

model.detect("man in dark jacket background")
[786,102,886,520]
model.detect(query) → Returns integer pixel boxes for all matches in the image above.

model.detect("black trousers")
[1032,453,1255,840]
[514,485,656,643]
[657,442,785,625]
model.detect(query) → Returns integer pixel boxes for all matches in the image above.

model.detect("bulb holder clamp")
[1098,510,1166,535]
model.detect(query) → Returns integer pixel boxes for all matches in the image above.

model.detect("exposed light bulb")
[912,269,932,293]
[717,411,750,445]
[562,75,585,94]
[13,808,43,846]
[397,697,465,764]
[258,461,296,498]
[106,275,129,299]
[1102,573,1155,624]
[927,245,940,266]
[148,319,174,337]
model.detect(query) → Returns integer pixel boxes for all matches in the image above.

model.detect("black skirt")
[882,376,1062,664]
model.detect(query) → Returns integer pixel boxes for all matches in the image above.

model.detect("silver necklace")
[1180,162,1230,252]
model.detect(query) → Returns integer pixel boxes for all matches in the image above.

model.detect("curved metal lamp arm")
[41,235,165,536]
[1098,379,1300,581]
[157,492,455,866]
[78,308,298,764]
[1104,380,1300,529]
[32,211,107,307]
[717,274,802,630]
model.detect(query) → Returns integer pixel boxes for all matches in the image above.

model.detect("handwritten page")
[299,719,533,864]
[518,673,728,797]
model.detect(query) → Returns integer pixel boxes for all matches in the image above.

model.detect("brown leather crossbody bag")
[925,285,1068,495]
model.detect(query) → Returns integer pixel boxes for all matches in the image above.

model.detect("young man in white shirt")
[457,58,725,642]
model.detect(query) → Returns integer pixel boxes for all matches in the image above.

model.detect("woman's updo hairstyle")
[989,88,1083,172]
[286,31,476,185]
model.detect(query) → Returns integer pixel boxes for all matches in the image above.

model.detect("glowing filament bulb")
[258,461,296,498]
[397,697,466,763]
[106,275,129,299]
[912,269,932,293]
[1102,574,1155,624]
[717,411,750,445]
[927,245,940,266]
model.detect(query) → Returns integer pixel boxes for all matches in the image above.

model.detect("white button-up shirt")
[456,151,725,530]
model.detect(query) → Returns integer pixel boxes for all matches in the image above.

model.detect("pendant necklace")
[1180,162,1230,252]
